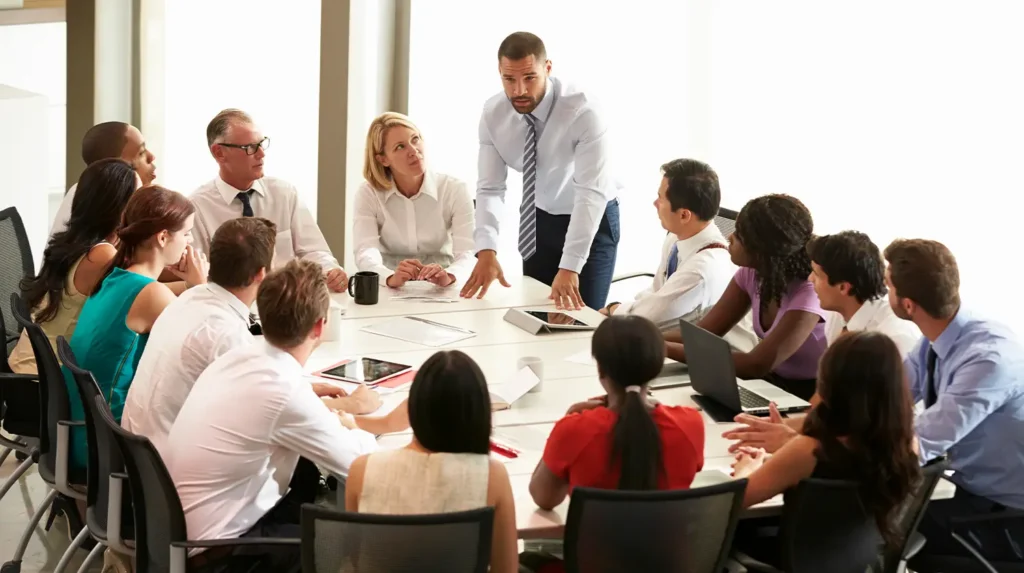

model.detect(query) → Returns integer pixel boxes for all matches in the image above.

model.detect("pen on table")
[490,441,520,458]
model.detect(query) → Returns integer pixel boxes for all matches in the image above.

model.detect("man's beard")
[511,95,540,115]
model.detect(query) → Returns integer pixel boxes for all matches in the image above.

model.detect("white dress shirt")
[191,176,340,271]
[824,296,922,356]
[476,77,623,272]
[121,283,253,455]
[353,171,475,285]
[49,183,77,238]
[165,339,377,544]
[615,224,758,351]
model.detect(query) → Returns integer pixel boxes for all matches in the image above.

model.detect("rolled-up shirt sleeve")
[473,111,509,254]
[560,107,614,273]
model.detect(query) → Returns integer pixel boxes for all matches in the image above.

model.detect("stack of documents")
[361,316,476,347]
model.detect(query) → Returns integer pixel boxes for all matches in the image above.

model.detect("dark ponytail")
[591,315,666,490]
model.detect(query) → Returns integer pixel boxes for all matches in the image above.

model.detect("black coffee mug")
[348,271,379,305]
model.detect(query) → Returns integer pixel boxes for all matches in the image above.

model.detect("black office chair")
[608,206,738,296]
[94,395,299,573]
[878,457,950,573]
[300,504,494,573]
[4,294,87,573]
[0,301,39,505]
[0,206,34,355]
[736,478,882,573]
[57,336,135,570]
[563,480,747,573]
[908,490,1024,573]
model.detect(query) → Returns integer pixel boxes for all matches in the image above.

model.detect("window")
[409,1,692,277]
[160,1,320,213]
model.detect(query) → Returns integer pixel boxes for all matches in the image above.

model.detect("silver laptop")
[680,319,810,415]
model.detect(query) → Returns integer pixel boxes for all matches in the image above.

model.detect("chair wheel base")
[1,560,22,573]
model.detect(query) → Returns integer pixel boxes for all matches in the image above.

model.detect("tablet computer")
[316,357,412,384]
[503,308,599,334]
[522,310,591,327]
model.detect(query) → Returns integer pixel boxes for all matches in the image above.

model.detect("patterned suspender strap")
[697,242,729,253]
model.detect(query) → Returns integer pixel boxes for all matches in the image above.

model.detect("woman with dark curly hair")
[665,194,827,399]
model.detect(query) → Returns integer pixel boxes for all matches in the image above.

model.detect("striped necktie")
[518,114,538,260]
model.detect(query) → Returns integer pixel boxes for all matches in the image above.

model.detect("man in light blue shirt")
[460,32,622,310]
[884,239,1024,567]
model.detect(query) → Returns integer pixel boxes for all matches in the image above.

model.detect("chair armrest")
[55,420,86,500]
[0,372,38,382]
[108,472,134,555]
[168,537,301,573]
[611,272,655,283]
[732,551,783,573]
[903,531,927,560]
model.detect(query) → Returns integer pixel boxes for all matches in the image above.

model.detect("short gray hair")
[206,108,253,147]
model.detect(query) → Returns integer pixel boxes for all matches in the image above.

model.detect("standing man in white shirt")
[190,108,348,292]
[354,112,476,287]
[600,159,757,350]
[808,230,921,354]
[50,121,157,238]
[123,217,381,456]
[164,260,377,571]
[461,32,622,310]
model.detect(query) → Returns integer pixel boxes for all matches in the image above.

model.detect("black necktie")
[237,189,255,217]
[924,345,939,408]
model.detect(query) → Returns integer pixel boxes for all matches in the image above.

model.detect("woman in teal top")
[66,185,209,471]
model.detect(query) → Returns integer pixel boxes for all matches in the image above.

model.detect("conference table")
[308,277,954,540]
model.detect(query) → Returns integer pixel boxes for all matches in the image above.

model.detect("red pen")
[490,440,520,459]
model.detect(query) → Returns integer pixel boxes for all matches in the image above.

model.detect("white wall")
[0,85,48,264]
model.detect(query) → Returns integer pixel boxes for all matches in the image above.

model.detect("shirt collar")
[674,222,726,259]
[215,176,266,206]
[524,78,555,124]
[380,171,438,203]
[845,297,885,332]
[206,282,252,324]
[933,306,967,359]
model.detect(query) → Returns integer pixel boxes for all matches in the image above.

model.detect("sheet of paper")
[490,367,541,409]
[361,316,476,347]
[390,282,460,302]
[564,349,596,366]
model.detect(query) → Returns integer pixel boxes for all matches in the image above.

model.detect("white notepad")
[361,316,476,347]
[490,367,541,410]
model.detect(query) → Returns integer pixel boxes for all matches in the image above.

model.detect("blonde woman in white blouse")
[355,112,475,288]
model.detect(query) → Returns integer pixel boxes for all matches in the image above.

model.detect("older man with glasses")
[189,108,348,292]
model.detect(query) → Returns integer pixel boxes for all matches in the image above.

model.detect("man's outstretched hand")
[460,250,510,299]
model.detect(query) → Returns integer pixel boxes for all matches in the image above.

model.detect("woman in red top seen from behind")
[529,315,705,509]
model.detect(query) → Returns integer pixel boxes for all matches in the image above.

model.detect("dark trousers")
[910,484,1024,569]
[215,458,322,573]
[522,200,620,310]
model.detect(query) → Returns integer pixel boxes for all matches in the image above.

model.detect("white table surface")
[331,276,553,319]
[319,276,955,537]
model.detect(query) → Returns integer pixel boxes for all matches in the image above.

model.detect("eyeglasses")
[218,137,270,156]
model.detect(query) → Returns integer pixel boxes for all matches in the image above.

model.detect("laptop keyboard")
[738,386,771,410]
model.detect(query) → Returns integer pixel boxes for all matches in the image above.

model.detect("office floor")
[0,452,101,573]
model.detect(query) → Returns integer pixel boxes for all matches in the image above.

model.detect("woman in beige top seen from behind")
[345,350,518,573]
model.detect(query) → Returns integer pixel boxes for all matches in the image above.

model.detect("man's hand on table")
[460,250,510,299]
[324,384,382,415]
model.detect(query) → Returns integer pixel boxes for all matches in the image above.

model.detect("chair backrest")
[94,394,187,573]
[10,292,63,473]
[778,478,882,573]
[300,504,495,573]
[880,457,950,572]
[58,335,125,539]
[0,207,34,355]
[564,480,748,573]
[713,207,738,238]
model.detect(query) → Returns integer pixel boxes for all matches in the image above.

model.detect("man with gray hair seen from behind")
[190,108,348,292]
[50,121,157,238]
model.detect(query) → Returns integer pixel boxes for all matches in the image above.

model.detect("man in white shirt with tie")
[190,108,348,292]
[164,260,377,571]
[461,31,622,310]
[123,217,380,456]
[50,121,157,238]
[601,159,757,350]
